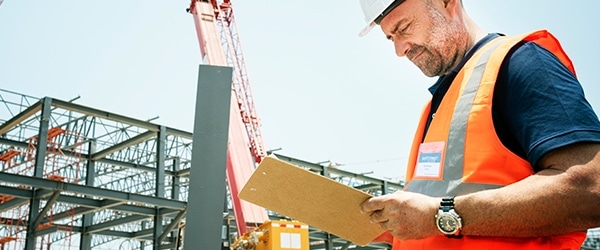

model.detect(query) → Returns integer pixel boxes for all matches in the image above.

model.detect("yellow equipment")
[231,220,309,250]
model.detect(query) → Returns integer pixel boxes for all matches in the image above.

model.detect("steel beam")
[0,99,42,135]
[0,137,177,176]
[51,99,193,140]
[171,157,181,200]
[91,130,156,160]
[51,99,161,132]
[153,125,167,248]
[159,210,186,243]
[25,97,52,250]
[98,157,174,175]
[156,126,166,198]
[153,207,164,249]
[80,142,96,250]
[30,190,60,229]
[0,172,186,210]
[0,196,27,211]
[86,215,148,234]
[39,200,125,224]
[0,188,55,211]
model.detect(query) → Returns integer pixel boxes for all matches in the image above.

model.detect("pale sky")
[1,0,598,180]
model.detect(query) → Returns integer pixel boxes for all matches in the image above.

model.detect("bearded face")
[380,0,471,77]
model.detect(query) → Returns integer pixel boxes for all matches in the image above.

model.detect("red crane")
[188,0,269,236]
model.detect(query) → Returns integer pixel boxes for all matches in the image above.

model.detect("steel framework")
[0,88,404,249]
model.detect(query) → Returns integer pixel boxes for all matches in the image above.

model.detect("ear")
[441,0,461,18]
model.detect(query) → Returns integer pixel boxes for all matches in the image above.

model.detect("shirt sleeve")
[494,41,600,169]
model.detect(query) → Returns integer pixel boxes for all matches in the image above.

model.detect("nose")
[393,39,411,57]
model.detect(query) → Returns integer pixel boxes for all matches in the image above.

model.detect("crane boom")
[188,0,269,235]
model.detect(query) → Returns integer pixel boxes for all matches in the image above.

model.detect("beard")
[410,4,470,77]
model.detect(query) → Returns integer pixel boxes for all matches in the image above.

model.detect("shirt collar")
[428,33,503,95]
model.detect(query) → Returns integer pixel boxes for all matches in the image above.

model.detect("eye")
[398,23,411,34]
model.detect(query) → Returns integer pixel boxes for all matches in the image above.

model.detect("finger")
[369,209,388,223]
[360,196,387,214]
[378,220,390,230]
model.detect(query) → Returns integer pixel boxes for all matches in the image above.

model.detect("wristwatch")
[435,196,463,237]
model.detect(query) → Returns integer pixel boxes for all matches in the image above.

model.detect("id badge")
[414,141,445,179]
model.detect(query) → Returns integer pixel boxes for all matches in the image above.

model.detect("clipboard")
[238,156,384,245]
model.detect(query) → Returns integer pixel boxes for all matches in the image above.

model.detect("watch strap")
[440,196,455,212]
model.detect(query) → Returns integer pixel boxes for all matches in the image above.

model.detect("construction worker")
[357,0,600,249]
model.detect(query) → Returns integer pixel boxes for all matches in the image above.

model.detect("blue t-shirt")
[426,33,600,170]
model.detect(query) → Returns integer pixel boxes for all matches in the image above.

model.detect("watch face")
[437,214,459,233]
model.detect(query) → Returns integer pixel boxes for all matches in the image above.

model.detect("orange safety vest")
[393,30,587,249]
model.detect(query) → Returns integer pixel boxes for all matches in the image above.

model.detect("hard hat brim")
[358,0,405,37]
[359,21,377,37]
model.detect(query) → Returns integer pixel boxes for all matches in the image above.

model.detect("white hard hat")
[358,0,404,37]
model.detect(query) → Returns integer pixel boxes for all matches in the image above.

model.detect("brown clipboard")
[238,156,384,246]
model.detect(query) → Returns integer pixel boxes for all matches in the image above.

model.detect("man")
[357,0,600,249]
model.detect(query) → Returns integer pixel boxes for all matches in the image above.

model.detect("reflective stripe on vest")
[406,36,509,196]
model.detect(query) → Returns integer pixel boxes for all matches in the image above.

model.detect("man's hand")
[360,191,441,240]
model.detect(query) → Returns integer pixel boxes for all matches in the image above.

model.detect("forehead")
[374,0,407,25]
[381,0,427,23]
[379,0,427,28]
